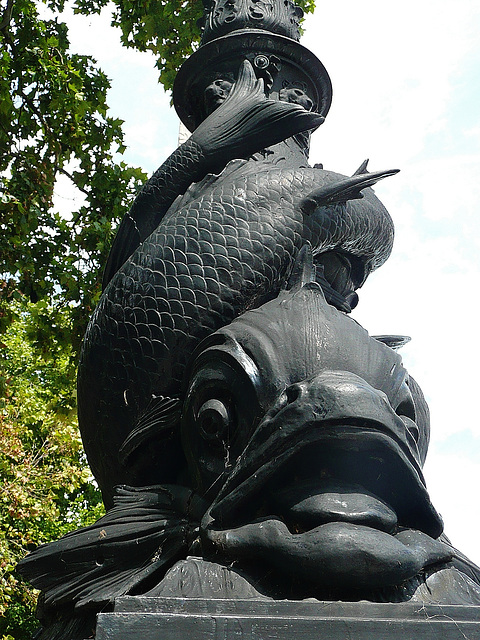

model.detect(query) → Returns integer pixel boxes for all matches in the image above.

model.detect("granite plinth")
[95,597,480,639]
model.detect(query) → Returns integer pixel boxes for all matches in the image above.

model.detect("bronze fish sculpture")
[20,251,480,613]
[77,61,397,508]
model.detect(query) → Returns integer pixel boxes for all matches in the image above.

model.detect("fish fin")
[353,159,369,175]
[373,335,411,351]
[198,59,325,159]
[285,244,318,293]
[301,168,399,214]
[119,395,181,464]
[439,533,480,586]
[284,246,329,303]
[17,484,198,612]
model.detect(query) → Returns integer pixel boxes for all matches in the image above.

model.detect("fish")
[19,254,480,609]
[179,255,452,593]
[77,61,397,508]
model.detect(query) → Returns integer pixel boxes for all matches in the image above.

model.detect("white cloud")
[425,451,480,564]
[52,165,87,219]
[304,0,480,169]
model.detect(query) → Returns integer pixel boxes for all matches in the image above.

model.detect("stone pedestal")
[95,597,480,639]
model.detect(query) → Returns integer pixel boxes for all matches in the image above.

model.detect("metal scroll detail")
[201,0,303,44]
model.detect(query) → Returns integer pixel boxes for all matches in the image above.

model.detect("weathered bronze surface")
[18,1,480,637]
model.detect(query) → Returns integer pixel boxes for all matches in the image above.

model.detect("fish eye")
[196,398,233,442]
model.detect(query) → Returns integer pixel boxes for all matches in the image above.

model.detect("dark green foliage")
[0,0,148,352]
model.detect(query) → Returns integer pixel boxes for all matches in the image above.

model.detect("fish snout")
[208,370,442,539]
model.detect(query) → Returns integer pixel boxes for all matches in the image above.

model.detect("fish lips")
[203,519,452,591]
[205,370,443,539]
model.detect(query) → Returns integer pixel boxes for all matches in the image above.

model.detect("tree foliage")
[0,302,104,639]
[0,0,316,636]
[0,0,146,635]
[0,0,147,352]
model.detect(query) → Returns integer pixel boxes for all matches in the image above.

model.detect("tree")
[1,0,146,634]
[0,301,104,639]
[0,0,147,352]
[0,0,316,636]
[75,0,316,91]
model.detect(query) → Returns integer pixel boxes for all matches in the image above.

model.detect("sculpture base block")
[95,597,480,639]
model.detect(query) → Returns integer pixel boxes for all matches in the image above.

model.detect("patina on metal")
[17,1,480,638]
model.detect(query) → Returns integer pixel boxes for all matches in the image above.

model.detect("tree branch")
[0,0,14,33]
[56,166,90,198]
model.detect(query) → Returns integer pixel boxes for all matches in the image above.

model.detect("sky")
[56,0,480,565]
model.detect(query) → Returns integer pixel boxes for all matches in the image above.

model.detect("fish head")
[181,281,448,594]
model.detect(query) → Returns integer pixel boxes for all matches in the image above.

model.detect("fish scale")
[78,160,393,507]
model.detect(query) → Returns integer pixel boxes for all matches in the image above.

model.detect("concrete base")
[95,597,480,639]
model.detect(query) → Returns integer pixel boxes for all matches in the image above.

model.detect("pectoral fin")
[119,395,181,464]
[301,168,399,214]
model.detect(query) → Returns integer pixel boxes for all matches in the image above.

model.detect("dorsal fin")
[301,168,399,214]
[353,159,369,175]
[373,335,411,351]
[285,244,316,292]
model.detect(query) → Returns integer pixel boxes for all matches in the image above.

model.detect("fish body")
[78,157,394,506]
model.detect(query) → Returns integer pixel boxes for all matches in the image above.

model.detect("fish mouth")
[207,423,442,538]
[202,426,450,592]
[263,425,438,535]
[200,372,448,592]
[206,423,442,536]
